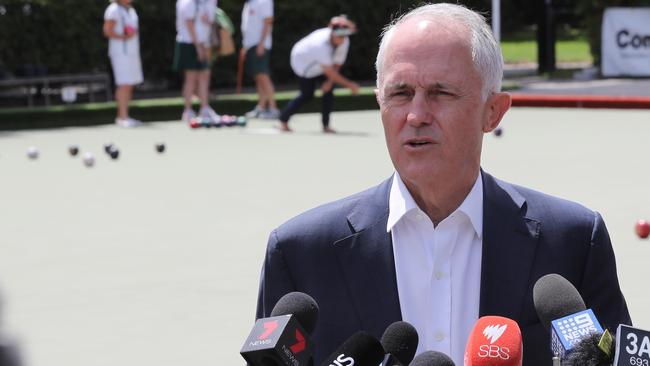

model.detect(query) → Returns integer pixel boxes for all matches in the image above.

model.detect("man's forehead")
[396,16,469,39]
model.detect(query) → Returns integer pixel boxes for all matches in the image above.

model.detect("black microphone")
[270,291,319,335]
[534,274,606,362]
[563,330,615,366]
[409,351,455,366]
[319,331,385,366]
[533,273,586,332]
[381,321,419,366]
[241,292,319,366]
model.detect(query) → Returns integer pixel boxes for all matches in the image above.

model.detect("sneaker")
[200,107,220,125]
[260,108,281,119]
[182,109,197,123]
[245,106,263,119]
[115,117,143,128]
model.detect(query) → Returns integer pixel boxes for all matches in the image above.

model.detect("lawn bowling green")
[0,109,649,366]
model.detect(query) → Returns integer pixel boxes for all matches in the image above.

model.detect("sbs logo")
[483,324,507,344]
[479,324,511,360]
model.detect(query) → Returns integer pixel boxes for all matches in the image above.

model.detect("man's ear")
[483,92,512,132]
[374,88,381,107]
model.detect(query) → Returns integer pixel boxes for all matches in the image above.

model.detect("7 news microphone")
[533,273,612,365]
[464,315,523,366]
[241,292,319,366]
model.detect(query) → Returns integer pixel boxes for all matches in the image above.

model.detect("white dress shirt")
[387,172,483,365]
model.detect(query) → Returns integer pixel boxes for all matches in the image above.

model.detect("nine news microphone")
[533,273,603,361]
[319,331,385,366]
[241,292,319,366]
[563,329,615,365]
[464,315,523,366]
[381,321,419,366]
[409,351,455,366]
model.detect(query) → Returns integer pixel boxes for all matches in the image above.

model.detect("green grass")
[0,87,381,130]
[501,28,593,65]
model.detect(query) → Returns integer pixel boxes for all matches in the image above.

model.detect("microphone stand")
[552,355,561,366]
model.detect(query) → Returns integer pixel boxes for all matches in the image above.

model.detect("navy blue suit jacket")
[255,171,631,365]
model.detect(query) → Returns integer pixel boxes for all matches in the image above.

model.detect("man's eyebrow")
[383,82,455,90]
[383,82,411,90]
[428,82,453,90]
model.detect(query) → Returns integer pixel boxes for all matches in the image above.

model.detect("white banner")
[601,7,650,77]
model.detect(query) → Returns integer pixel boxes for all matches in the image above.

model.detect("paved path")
[0,109,649,366]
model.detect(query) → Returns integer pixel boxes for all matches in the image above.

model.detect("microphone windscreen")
[320,331,385,366]
[270,292,319,335]
[381,321,419,365]
[464,316,523,366]
[533,274,586,331]
[562,331,615,366]
[409,351,455,366]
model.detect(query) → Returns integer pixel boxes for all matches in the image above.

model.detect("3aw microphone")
[613,324,650,366]
[319,331,385,366]
[464,315,523,366]
[533,274,604,360]
[241,292,319,366]
[381,321,419,366]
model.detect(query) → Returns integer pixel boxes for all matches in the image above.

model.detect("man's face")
[331,34,346,47]
[376,18,502,189]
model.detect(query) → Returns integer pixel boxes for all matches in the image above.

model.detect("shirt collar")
[387,172,484,238]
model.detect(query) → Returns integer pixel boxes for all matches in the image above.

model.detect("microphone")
[319,331,385,366]
[381,321,419,366]
[563,329,615,366]
[463,315,523,366]
[533,274,603,360]
[241,292,319,366]
[409,351,455,366]
[613,324,650,366]
[270,291,319,335]
[533,273,586,331]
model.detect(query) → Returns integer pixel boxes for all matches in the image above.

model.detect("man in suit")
[255,3,631,365]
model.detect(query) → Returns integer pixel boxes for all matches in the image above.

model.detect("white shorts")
[110,55,143,86]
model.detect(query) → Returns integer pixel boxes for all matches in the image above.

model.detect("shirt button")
[434,332,445,341]
[434,271,444,280]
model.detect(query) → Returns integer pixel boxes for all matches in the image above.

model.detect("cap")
[329,15,357,37]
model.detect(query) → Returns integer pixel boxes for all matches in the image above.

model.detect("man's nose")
[406,91,432,127]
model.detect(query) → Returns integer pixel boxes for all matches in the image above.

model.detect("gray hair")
[375,3,503,99]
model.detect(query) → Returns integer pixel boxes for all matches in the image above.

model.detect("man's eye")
[431,90,454,97]
[390,90,411,97]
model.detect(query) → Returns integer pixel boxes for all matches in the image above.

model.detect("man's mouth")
[405,138,433,147]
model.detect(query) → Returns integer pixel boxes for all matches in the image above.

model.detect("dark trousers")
[279,75,334,128]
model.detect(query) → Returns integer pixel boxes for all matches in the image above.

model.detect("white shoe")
[201,107,220,124]
[116,117,143,128]
[182,109,197,123]
[245,106,263,119]
[260,108,281,119]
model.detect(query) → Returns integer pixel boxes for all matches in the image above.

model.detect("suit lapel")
[333,178,402,337]
[479,171,541,321]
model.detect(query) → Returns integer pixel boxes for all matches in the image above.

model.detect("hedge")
[0,0,564,89]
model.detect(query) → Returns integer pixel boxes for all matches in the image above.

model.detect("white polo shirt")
[289,27,350,78]
[175,0,217,44]
[387,172,483,365]
[241,0,273,50]
[104,3,140,58]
